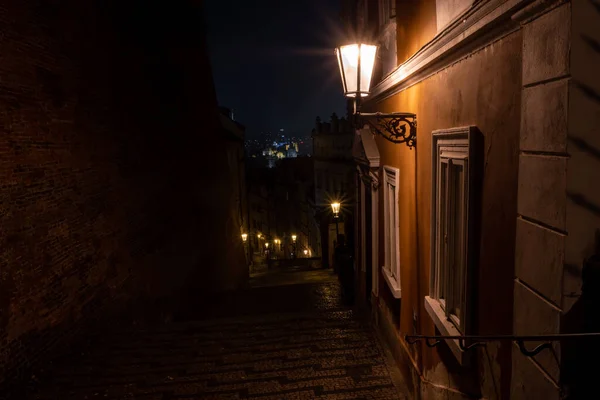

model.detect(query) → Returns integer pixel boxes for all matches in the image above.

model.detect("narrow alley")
[24,267,408,400]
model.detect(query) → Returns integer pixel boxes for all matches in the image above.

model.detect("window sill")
[382,268,401,299]
[424,296,469,366]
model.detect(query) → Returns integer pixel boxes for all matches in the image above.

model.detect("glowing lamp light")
[303,249,308,256]
[265,242,269,248]
[292,235,297,242]
[257,233,262,239]
[331,202,341,217]
[335,44,377,98]
[241,233,248,242]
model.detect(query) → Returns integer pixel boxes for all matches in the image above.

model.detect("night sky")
[204,0,347,139]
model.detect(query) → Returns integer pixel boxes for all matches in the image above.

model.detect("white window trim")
[371,170,380,298]
[360,173,367,272]
[383,166,401,298]
[426,126,480,366]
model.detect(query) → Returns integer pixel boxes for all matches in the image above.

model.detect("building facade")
[220,107,250,270]
[276,157,321,259]
[347,0,599,399]
[247,156,320,268]
[247,167,275,268]
[313,113,356,267]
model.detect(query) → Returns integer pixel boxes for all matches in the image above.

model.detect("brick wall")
[0,0,247,392]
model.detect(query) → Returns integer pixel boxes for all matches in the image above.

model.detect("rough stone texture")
[435,0,473,31]
[522,3,571,86]
[0,0,246,391]
[510,344,560,400]
[520,79,569,153]
[563,51,600,302]
[513,280,561,384]
[517,155,567,230]
[571,0,600,96]
[563,192,598,298]
[514,218,564,306]
[22,269,409,400]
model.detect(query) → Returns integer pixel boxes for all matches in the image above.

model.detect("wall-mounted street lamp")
[335,43,417,148]
[331,202,341,239]
[303,249,309,256]
[331,202,341,218]
[291,234,297,260]
[241,233,248,243]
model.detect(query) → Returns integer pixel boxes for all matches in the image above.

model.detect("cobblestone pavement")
[26,267,408,400]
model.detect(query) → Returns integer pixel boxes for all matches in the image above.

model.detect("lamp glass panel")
[339,44,359,97]
[331,202,341,214]
[359,44,377,97]
[336,48,348,94]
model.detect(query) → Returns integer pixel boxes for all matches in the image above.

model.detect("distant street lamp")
[303,249,308,257]
[256,233,262,250]
[335,43,417,148]
[331,202,340,240]
[331,202,340,217]
[241,233,249,266]
[291,234,297,259]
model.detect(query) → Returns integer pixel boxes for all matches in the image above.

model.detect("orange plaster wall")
[396,0,438,65]
[369,29,522,398]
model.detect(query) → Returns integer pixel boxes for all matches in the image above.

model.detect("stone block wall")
[0,0,246,392]
[513,0,600,397]
[512,3,570,398]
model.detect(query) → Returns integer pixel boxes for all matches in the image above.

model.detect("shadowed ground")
[23,266,409,399]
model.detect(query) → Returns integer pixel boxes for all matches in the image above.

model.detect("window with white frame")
[425,126,481,364]
[383,166,401,298]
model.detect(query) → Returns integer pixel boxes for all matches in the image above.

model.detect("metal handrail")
[405,333,600,357]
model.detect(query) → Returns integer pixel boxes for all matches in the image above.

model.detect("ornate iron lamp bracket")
[358,112,417,149]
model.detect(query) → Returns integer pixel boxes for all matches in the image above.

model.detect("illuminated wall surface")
[349,0,600,399]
